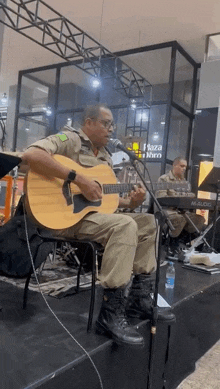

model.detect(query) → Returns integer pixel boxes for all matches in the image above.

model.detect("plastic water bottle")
[165,261,175,289]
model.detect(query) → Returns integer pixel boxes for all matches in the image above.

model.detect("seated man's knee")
[190,213,205,231]
[112,215,138,241]
[169,214,186,237]
[197,214,206,225]
[112,215,138,245]
[119,214,138,232]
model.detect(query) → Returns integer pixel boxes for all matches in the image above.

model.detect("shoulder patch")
[56,133,68,142]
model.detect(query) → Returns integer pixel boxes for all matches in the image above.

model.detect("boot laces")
[114,294,126,315]
[113,294,130,327]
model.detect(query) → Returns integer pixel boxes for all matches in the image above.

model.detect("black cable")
[21,200,104,389]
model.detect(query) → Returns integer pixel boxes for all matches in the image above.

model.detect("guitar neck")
[103,183,134,194]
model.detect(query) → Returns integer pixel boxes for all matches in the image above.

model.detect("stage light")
[131,141,142,158]
[130,100,137,109]
[36,87,48,94]
[92,78,101,88]
[25,128,30,131]
[45,107,52,116]
[161,121,165,125]
[152,132,159,141]
[198,154,213,158]
[140,112,148,121]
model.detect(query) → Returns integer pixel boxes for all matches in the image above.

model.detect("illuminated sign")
[146,144,163,158]
[127,142,142,158]
[126,142,163,159]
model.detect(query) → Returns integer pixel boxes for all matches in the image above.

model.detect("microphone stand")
[10,166,19,218]
[128,157,175,389]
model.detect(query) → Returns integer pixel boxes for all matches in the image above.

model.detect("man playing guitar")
[22,103,175,346]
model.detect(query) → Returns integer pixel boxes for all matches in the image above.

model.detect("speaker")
[203,216,220,252]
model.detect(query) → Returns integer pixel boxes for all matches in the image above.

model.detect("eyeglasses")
[87,117,116,130]
[97,119,116,130]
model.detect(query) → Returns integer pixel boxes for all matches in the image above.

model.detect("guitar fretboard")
[103,183,133,194]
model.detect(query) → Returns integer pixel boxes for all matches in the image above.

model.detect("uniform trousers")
[55,212,157,289]
[165,210,205,238]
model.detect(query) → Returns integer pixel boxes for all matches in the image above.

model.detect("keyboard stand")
[179,213,220,262]
[183,211,213,248]
[179,167,220,262]
[178,210,214,262]
[199,167,220,251]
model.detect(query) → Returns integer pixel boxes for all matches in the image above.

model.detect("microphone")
[109,138,139,161]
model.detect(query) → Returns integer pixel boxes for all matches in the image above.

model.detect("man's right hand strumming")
[74,174,103,202]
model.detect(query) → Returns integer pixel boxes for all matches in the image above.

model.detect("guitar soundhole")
[73,194,101,213]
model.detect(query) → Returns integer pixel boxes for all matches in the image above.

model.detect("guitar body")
[25,155,119,230]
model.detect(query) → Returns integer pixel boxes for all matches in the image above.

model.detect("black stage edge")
[1,262,220,389]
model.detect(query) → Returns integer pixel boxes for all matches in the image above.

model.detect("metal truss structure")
[0,0,152,103]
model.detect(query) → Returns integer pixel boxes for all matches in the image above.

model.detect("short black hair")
[173,156,187,166]
[82,103,110,125]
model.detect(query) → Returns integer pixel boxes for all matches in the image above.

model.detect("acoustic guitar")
[25,155,191,230]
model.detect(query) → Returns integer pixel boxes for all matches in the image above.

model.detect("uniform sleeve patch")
[56,133,68,142]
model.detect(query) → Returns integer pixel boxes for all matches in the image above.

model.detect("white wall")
[197,61,220,166]
[198,60,220,109]
[213,98,220,168]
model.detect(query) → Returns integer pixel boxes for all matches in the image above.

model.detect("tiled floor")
[177,340,220,389]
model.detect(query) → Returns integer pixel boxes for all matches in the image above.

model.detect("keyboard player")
[155,157,205,260]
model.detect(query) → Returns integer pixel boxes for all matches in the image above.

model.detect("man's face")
[87,107,114,148]
[172,159,187,179]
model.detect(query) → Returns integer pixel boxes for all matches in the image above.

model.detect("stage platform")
[1,262,220,389]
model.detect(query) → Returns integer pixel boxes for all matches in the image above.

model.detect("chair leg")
[76,262,83,293]
[23,271,32,309]
[52,242,57,262]
[87,243,97,332]
[76,246,89,293]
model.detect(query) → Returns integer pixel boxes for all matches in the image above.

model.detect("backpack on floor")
[0,214,54,277]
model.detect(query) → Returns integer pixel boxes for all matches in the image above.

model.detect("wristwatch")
[67,169,76,182]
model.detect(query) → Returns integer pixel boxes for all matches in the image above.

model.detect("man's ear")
[85,118,93,127]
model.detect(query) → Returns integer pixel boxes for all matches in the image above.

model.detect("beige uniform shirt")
[155,170,186,198]
[28,126,113,169]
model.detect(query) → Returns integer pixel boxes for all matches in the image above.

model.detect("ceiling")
[1,0,220,90]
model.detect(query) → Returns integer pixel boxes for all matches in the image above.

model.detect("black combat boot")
[166,236,185,261]
[96,288,144,346]
[126,274,176,323]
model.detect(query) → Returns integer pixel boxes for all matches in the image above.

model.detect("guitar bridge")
[62,181,73,206]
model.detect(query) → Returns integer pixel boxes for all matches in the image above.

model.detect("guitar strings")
[22,206,104,389]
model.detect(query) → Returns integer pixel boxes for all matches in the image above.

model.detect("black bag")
[0,214,54,277]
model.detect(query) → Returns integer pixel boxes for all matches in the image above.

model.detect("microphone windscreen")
[109,138,122,148]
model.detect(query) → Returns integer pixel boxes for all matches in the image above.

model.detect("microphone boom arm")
[109,138,174,230]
